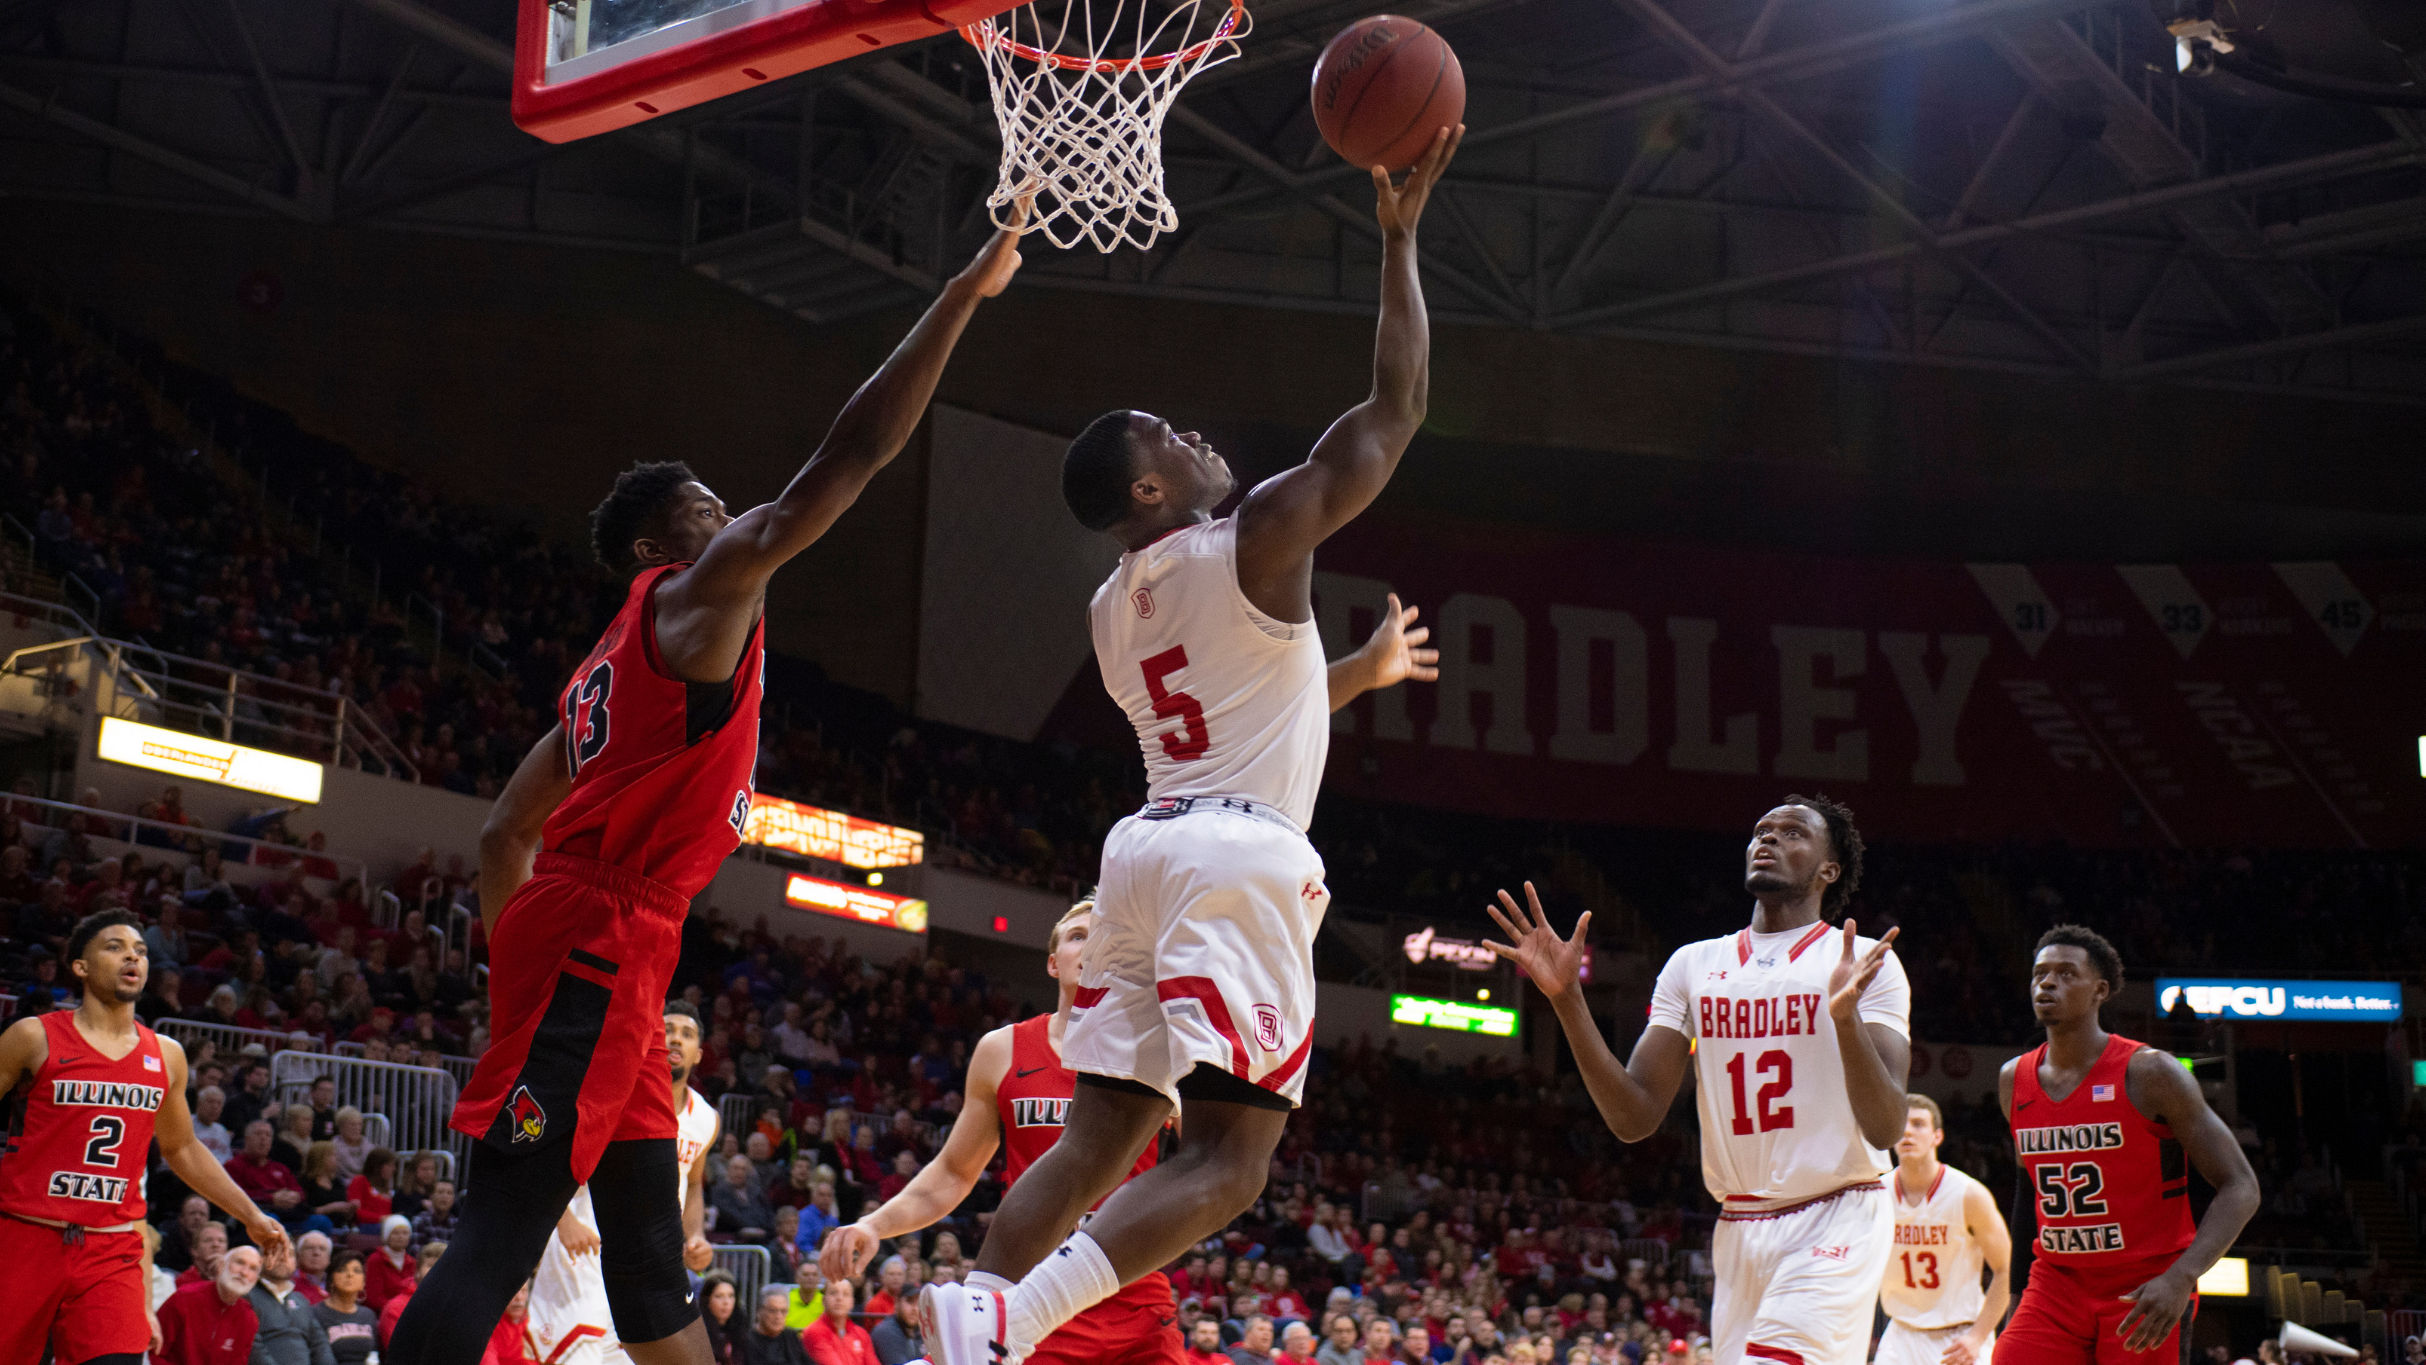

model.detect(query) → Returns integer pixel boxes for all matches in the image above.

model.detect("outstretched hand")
[1373,124,1465,238]
[958,194,1032,297]
[1482,882,1590,1000]
[1361,592,1438,689]
[1825,920,1899,1025]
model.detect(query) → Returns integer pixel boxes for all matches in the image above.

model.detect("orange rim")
[960,0,1245,74]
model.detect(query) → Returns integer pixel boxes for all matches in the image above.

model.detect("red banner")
[1308,517,2426,848]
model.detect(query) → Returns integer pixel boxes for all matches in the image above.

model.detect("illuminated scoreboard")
[97,717,324,802]
[1391,995,1517,1037]
[784,873,928,934]
[742,794,924,869]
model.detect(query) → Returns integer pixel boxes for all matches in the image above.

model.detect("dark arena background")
[4,0,2426,1359]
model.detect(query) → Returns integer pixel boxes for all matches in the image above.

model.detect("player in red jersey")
[0,910,289,1365]
[819,898,1180,1364]
[1999,925,2256,1365]
[390,211,1027,1365]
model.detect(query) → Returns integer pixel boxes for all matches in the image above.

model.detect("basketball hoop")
[961,0,1251,252]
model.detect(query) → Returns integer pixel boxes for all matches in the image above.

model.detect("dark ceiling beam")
[1548,139,2426,330]
[1181,0,2095,219]
[0,53,503,111]
[2118,313,2426,381]
[0,74,320,219]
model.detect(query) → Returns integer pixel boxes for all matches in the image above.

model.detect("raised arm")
[819,1026,1010,1282]
[478,723,573,940]
[1824,922,1911,1151]
[2114,1048,2259,1352]
[1485,884,1690,1143]
[1328,594,1437,712]
[156,1037,289,1260]
[652,216,1026,676]
[1235,128,1463,620]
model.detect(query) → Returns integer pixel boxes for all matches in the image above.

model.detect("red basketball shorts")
[452,852,686,1183]
[0,1218,148,1365]
[1025,1271,1184,1365]
[2001,1261,2196,1365]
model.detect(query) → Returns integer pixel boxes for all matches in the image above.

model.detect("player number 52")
[2035,1161,2108,1217]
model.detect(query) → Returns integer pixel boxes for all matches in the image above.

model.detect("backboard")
[513,0,1017,142]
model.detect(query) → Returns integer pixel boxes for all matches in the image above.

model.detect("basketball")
[1310,15,1466,173]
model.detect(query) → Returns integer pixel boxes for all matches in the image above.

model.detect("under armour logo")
[1301,881,1322,902]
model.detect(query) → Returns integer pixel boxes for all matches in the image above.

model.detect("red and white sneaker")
[917,1281,1016,1365]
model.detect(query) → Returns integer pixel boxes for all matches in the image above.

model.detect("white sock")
[1003,1232,1120,1352]
[964,1270,1012,1294]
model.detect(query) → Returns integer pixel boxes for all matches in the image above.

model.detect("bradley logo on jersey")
[1697,993,1826,1040]
[1009,1097,1070,1129]
[50,1080,164,1111]
[1894,1223,1954,1246]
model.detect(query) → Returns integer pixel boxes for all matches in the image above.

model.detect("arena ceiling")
[5,0,2426,401]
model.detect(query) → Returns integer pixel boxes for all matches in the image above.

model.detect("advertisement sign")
[1401,927,1498,971]
[2155,978,2401,1021]
[743,795,924,869]
[783,873,928,933]
[2195,1258,2249,1297]
[97,717,324,803]
[1390,995,1518,1037]
[1303,520,2426,847]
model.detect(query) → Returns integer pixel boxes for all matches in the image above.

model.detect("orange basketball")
[1310,16,1466,174]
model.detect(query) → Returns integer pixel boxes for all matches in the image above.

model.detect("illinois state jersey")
[2010,1034,2192,1274]
[1882,1164,1988,1328]
[996,1014,1156,1190]
[0,1012,165,1225]
[1648,922,1911,1212]
[1090,517,1327,829]
[544,563,765,899]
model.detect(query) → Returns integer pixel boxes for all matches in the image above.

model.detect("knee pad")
[590,1139,698,1344]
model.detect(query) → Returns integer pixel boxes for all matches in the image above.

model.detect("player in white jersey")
[530,1001,722,1365]
[1487,795,1912,1365]
[1876,1095,2010,1365]
[919,124,1465,1365]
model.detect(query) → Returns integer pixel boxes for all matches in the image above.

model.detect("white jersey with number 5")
[1090,516,1328,828]
[1882,1164,1988,1329]
[1647,923,1911,1212]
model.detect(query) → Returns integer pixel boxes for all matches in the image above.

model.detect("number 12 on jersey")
[1725,1049,1794,1135]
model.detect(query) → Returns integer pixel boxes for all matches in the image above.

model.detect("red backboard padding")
[513,0,1016,142]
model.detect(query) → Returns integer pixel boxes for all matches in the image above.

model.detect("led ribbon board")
[1391,995,1517,1037]
[784,873,928,933]
[742,794,924,869]
[97,717,324,803]
[2156,978,2401,1022]
[2195,1258,2248,1297]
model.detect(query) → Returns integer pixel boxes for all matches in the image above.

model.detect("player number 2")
[1724,1049,1794,1135]
[1899,1251,1940,1290]
[2035,1161,2108,1217]
[1139,647,1210,761]
[84,1114,124,1167]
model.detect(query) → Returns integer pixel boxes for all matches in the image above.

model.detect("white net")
[961,0,1250,252]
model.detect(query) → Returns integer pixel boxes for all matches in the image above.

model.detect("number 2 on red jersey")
[1139,647,1210,761]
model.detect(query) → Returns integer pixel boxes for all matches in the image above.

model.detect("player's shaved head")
[1064,411,1143,531]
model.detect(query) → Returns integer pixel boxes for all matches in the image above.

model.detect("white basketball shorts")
[1064,801,1329,1109]
[1876,1319,1993,1365]
[528,1238,623,1365]
[1710,1182,1893,1365]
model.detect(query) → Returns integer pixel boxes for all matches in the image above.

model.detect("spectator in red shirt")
[176,1222,230,1288]
[364,1217,419,1311]
[1183,1320,1229,1365]
[799,1277,876,1365]
[377,1240,447,1347]
[1266,1266,1311,1331]
[875,1150,918,1203]
[227,1120,325,1234]
[348,1148,399,1224]
[861,1256,907,1320]
[482,1281,540,1365]
[159,1245,263,1365]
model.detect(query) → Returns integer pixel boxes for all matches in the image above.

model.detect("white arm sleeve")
[1857,944,1912,1038]
[1646,947,1696,1038]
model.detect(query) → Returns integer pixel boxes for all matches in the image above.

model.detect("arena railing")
[0,631,419,781]
[11,791,372,892]
[161,1018,331,1061]
[719,1093,759,1149]
[269,1050,469,1186]
[715,1247,775,1314]
[333,1038,477,1085]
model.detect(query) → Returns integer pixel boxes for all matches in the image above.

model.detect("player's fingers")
[1568,910,1593,947]
[1402,625,1431,647]
[1524,880,1549,927]
[1485,896,1526,942]
[1841,918,1858,956]
[1400,602,1422,627]
[1385,592,1404,624]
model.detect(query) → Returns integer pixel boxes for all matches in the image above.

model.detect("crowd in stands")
[8,298,2426,1364]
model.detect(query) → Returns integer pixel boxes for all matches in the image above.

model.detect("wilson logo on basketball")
[1133,588,1154,618]
[1252,1004,1283,1051]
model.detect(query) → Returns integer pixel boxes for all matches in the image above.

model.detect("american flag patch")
[143,1055,162,1072]
[2091,1083,2114,1101]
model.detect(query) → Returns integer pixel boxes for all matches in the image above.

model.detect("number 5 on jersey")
[1140,647,1210,761]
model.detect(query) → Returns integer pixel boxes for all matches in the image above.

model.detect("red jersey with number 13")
[0,1012,166,1225]
[545,562,765,899]
[2010,1033,2193,1277]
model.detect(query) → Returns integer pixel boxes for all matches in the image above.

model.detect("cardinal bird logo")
[509,1085,547,1143]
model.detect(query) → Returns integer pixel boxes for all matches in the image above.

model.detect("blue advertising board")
[2156,978,2401,1022]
